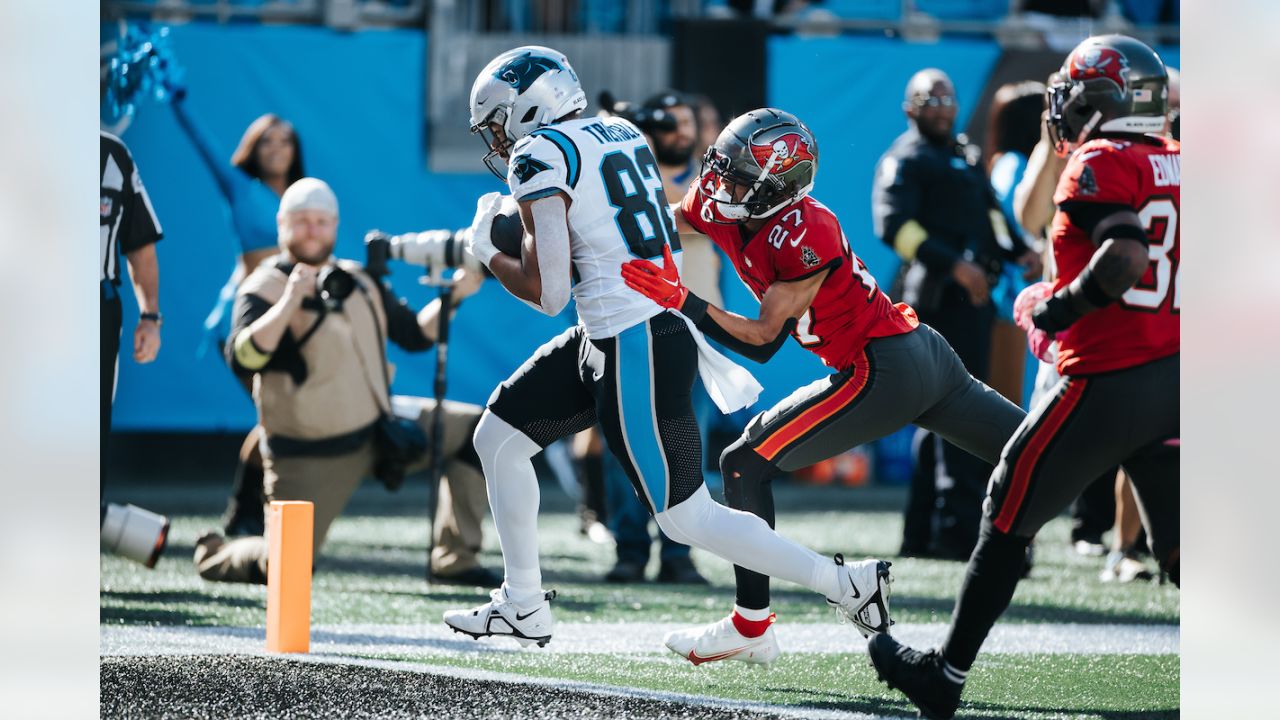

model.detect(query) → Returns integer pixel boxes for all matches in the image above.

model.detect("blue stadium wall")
[112,22,1177,436]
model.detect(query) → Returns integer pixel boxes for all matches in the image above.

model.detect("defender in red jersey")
[870,36,1180,720]
[622,109,1026,667]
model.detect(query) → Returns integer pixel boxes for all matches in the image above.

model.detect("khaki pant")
[195,398,487,583]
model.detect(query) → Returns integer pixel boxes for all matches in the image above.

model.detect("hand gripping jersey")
[1050,135,1180,376]
[681,175,918,370]
[506,116,681,338]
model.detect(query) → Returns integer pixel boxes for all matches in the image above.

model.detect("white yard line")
[101,621,1178,657]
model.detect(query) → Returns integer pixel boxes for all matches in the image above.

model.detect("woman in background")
[172,96,305,536]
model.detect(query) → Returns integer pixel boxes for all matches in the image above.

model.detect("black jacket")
[872,128,1029,311]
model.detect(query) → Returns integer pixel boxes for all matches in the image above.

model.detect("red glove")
[620,245,688,311]
[1014,281,1056,363]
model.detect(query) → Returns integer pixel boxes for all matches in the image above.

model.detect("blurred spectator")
[570,429,611,543]
[170,93,305,538]
[872,69,1039,559]
[1165,66,1179,140]
[599,89,718,585]
[687,93,725,161]
[194,178,496,586]
[100,131,164,470]
[984,81,1045,406]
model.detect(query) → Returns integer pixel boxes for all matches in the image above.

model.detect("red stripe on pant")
[755,351,870,463]
[993,378,1088,534]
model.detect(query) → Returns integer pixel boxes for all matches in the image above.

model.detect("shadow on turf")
[772,690,1175,720]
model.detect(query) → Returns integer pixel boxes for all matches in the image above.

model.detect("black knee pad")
[720,440,779,510]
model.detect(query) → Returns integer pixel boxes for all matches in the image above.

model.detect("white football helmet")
[469,46,587,179]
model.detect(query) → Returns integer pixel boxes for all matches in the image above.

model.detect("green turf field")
[101,480,1179,718]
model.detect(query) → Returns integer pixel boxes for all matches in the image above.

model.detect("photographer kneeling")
[195,178,495,586]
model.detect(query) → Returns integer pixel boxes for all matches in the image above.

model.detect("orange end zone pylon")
[266,500,313,653]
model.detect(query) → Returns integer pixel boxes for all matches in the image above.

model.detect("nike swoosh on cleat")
[515,609,540,621]
[687,645,755,666]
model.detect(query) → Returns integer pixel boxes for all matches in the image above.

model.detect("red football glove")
[620,244,688,311]
[1014,281,1056,363]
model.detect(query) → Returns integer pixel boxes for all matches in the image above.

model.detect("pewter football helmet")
[701,108,818,222]
[1047,35,1169,156]
[469,46,587,179]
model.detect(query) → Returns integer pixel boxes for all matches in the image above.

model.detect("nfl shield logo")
[100,195,113,219]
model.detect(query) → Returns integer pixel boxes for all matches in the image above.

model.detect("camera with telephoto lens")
[598,90,676,136]
[364,229,481,281]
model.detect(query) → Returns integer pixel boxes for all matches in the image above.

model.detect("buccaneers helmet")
[469,46,587,179]
[701,108,818,222]
[1047,34,1169,156]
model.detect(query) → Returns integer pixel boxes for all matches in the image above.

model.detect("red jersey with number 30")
[1051,135,1180,376]
[680,176,918,371]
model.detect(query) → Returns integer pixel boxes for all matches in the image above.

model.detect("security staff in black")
[872,70,1040,559]
[100,131,164,481]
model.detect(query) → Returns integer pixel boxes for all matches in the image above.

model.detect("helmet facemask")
[700,145,794,222]
[471,106,514,180]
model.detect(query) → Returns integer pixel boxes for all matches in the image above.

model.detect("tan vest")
[240,259,392,442]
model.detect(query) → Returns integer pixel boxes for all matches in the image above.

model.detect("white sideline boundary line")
[101,621,1180,658]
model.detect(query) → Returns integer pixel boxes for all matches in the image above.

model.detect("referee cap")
[280,177,338,217]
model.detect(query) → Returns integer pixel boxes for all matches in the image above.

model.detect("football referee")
[100,131,163,474]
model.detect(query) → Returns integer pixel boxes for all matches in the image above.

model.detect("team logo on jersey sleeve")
[750,133,815,176]
[1069,46,1130,94]
[1077,165,1099,196]
[800,245,821,268]
[511,154,552,183]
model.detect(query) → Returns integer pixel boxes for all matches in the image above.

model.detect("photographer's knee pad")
[720,439,780,515]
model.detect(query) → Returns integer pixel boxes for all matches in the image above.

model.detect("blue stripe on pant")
[615,320,669,512]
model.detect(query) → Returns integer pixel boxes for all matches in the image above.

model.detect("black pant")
[902,290,997,557]
[942,354,1180,671]
[101,283,122,490]
[488,312,705,514]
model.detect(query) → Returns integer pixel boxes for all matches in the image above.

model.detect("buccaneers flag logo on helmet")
[1069,46,1130,94]
[750,133,815,175]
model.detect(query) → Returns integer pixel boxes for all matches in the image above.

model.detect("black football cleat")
[867,633,963,720]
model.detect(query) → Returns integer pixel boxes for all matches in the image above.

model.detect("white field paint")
[101,621,1178,657]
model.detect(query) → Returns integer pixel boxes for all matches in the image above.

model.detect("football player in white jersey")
[443,46,894,659]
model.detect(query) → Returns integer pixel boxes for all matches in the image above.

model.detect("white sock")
[733,604,772,622]
[655,485,837,598]
[473,411,543,606]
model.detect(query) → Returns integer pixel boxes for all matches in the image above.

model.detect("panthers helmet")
[469,46,587,179]
[701,108,818,222]
[1047,34,1168,156]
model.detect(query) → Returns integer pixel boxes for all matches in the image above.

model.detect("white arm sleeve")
[530,195,571,316]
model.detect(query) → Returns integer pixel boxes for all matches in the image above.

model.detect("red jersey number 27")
[1121,197,1179,313]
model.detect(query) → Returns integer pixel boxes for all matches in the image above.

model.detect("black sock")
[579,452,606,521]
[723,443,780,610]
[941,523,1031,672]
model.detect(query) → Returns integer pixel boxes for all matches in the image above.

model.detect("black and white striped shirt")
[100,131,163,284]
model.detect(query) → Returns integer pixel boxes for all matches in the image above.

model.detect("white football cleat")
[826,554,893,637]
[443,586,556,648]
[664,614,781,667]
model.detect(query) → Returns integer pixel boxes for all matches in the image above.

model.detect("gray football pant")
[739,324,1025,472]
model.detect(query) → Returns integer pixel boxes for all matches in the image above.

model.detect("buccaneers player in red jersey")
[621,108,1026,666]
[868,35,1179,719]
